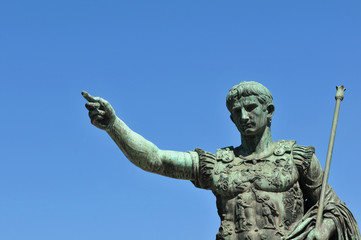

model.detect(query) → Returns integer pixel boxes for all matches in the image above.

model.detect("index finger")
[82,90,100,102]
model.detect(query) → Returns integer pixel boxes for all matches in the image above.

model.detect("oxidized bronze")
[82,81,360,240]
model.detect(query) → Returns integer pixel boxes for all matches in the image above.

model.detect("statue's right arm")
[106,117,197,179]
[82,91,198,180]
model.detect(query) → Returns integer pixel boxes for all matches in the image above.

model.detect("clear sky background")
[1,1,361,240]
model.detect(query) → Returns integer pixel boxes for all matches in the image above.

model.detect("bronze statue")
[82,81,360,240]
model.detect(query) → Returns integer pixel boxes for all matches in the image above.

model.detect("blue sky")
[1,1,361,240]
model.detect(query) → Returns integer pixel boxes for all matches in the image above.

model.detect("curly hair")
[226,81,274,112]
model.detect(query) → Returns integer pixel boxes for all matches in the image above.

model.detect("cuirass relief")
[213,141,304,240]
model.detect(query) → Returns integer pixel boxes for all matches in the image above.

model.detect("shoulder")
[216,146,235,163]
[273,140,296,156]
[194,148,216,162]
[192,146,236,189]
[192,148,216,189]
[292,143,315,174]
[272,140,315,174]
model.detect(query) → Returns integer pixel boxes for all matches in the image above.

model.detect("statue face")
[230,95,269,136]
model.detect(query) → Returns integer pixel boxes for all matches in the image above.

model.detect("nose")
[240,108,249,123]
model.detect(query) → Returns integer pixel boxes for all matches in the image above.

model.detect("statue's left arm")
[287,145,360,240]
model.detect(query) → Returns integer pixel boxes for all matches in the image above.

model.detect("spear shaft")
[315,85,346,229]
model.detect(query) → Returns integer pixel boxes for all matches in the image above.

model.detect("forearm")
[106,117,196,179]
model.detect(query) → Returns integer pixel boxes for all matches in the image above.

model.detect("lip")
[240,123,254,130]
[241,123,253,127]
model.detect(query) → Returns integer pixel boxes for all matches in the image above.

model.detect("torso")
[212,140,304,240]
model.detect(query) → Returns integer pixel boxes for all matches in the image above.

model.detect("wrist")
[105,116,117,132]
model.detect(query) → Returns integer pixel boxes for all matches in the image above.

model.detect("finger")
[92,116,108,130]
[99,99,115,115]
[91,115,104,125]
[286,218,313,239]
[286,230,310,240]
[85,102,101,110]
[89,109,106,118]
[82,91,101,102]
[95,122,108,129]
[305,231,316,240]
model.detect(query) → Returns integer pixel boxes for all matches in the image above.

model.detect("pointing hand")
[82,91,116,130]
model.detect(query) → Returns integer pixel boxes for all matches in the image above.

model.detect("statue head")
[226,81,274,112]
[226,81,275,136]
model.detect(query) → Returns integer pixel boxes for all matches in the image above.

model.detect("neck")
[240,127,274,156]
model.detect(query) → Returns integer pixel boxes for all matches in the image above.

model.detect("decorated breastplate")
[213,141,304,240]
[213,140,299,197]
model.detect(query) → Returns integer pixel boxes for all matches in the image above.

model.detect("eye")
[245,104,257,112]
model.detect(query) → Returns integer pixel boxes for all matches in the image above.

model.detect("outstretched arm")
[82,91,197,180]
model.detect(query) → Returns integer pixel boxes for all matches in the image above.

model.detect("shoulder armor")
[273,140,296,156]
[192,148,216,189]
[293,144,315,174]
[216,146,235,163]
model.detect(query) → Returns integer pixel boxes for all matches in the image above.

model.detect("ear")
[267,104,275,118]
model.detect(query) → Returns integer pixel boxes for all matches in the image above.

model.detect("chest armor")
[212,141,304,240]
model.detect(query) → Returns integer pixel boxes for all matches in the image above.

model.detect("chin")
[241,128,265,137]
[241,130,256,136]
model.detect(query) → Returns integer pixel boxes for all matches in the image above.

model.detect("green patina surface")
[82,81,360,240]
